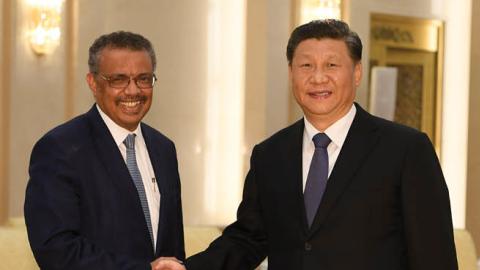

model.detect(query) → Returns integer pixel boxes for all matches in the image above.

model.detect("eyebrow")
[107,72,153,76]
[294,53,341,60]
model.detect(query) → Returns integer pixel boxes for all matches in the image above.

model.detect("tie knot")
[124,134,136,149]
[312,133,331,148]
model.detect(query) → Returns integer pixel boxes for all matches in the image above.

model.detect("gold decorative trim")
[65,0,77,119]
[435,22,444,158]
[370,13,442,52]
[289,0,299,123]
[371,25,415,44]
[369,13,444,158]
[0,0,12,225]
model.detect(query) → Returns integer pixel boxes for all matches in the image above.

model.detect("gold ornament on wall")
[27,0,64,55]
[296,0,342,25]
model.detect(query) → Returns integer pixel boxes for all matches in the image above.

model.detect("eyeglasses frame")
[95,72,157,89]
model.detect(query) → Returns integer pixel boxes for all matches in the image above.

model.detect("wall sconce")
[298,0,342,24]
[27,0,64,55]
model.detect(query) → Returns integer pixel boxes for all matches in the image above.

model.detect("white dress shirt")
[97,105,160,249]
[302,104,356,192]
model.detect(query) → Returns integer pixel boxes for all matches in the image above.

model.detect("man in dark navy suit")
[25,31,185,270]
[185,19,458,270]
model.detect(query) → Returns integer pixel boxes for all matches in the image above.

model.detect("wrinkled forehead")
[96,48,153,73]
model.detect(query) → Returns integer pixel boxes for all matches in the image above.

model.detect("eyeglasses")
[96,73,157,89]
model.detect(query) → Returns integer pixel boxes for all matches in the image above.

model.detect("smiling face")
[289,38,362,130]
[87,48,154,131]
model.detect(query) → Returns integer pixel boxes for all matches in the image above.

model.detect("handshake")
[151,257,186,270]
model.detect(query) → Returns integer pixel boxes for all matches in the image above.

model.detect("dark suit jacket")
[186,104,457,270]
[24,105,185,270]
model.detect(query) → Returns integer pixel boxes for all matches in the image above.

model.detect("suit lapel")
[87,106,138,200]
[308,104,380,235]
[141,125,165,256]
[87,106,154,253]
[142,125,164,195]
[278,120,310,234]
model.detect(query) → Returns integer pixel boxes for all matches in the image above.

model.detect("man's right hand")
[151,257,186,270]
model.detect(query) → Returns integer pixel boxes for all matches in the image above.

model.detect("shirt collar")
[96,104,143,147]
[303,104,356,149]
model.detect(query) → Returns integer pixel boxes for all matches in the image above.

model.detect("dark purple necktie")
[304,133,331,228]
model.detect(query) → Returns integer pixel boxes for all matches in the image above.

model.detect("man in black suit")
[25,31,185,270]
[185,19,458,270]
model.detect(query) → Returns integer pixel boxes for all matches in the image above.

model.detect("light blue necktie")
[124,134,154,249]
[304,133,331,228]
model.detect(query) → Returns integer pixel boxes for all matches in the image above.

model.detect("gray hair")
[88,31,156,73]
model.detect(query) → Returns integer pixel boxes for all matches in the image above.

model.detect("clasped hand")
[151,257,185,270]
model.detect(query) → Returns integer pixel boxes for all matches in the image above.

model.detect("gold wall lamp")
[27,0,63,55]
[295,0,343,26]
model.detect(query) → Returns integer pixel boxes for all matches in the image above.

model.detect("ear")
[354,62,362,87]
[86,73,98,96]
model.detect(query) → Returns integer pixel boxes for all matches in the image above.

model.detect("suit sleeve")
[401,132,458,269]
[24,135,151,270]
[185,146,268,270]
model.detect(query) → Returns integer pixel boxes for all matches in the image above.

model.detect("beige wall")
[466,0,480,257]
[45,0,217,225]
[244,0,267,165]
[68,0,289,225]
[265,0,291,135]
[7,0,68,217]
[245,0,292,143]
[2,0,477,236]
[346,0,473,229]
[73,0,211,225]
[346,0,447,109]
[4,0,251,226]
[243,0,293,193]
[3,0,292,225]
[0,0,9,224]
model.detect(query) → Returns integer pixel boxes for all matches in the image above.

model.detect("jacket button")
[305,242,312,251]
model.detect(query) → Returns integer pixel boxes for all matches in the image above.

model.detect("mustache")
[115,95,148,103]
